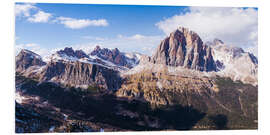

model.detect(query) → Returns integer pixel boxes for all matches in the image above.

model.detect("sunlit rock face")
[151,27,216,72]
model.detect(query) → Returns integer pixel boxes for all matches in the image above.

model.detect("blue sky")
[15,3,258,57]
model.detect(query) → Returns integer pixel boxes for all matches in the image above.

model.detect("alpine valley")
[15,27,258,133]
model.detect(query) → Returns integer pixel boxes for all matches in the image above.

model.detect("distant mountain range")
[16,27,258,87]
[15,27,258,132]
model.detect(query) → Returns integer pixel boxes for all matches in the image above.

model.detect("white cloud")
[156,7,258,52]
[15,3,51,23]
[81,36,106,41]
[27,11,52,23]
[56,17,109,29]
[15,4,109,30]
[15,3,37,17]
[25,43,38,47]
[130,34,145,40]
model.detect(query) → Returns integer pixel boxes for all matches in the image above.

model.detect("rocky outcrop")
[117,70,218,105]
[16,49,46,72]
[56,47,89,59]
[116,70,257,122]
[151,27,216,72]
[39,60,122,90]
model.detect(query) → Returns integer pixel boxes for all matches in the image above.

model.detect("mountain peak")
[20,49,42,59]
[94,45,101,51]
[151,27,216,72]
[112,48,120,54]
[90,46,138,68]
[16,49,46,72]
[21,49,34,53]
[63,47,74,52]
[56,47,88,59]
[177,27,190,33]
[213,38,224,45]
[206,39,224,46]
[57,47,74,55]
[175,27,199,37]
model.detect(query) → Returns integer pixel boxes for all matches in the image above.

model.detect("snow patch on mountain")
[209,39,258,85]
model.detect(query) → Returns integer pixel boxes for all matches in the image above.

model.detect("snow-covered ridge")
[89,45,142,69]
[208,39,257,85]
[47,48,130,71]
[122,52,141,67]
[51,53,113,69]
[18,47,142,74]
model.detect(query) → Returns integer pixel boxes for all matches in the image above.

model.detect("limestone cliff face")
[116,70,257,120]
[38,61,122,90]
[151,27,216,72]
[117,71,218,106]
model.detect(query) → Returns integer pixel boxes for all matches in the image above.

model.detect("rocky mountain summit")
[16,49,46,72]
[151,27,216,72]
[57,47,89,59]
[90,46,140,68]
